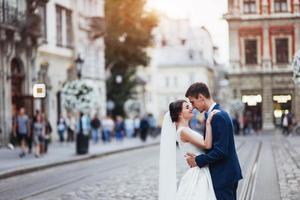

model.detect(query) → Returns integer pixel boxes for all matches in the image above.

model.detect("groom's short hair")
[185,82,211,99]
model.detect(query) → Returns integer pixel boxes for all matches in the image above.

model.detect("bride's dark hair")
[169,100,187,123]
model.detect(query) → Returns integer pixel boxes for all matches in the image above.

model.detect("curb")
[0,141,159,180]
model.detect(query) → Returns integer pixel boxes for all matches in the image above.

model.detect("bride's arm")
[181,110,219,149]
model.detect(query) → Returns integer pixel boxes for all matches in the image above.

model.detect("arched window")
[243,0,257,14]
[274,0,288,12]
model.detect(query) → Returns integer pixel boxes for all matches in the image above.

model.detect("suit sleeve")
[195,114,229,168]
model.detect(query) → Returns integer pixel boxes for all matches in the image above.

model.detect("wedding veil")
[159,111,177,200]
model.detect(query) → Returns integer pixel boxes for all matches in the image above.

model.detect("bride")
[159,100,218,200]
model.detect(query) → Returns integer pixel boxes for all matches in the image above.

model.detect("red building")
[225,0,300,129]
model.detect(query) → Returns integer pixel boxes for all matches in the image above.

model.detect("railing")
[0,0,27,26]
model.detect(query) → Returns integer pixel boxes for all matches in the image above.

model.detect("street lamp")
[115,75,123,84]
[75,54,84,79]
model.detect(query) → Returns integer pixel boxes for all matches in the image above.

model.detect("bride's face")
[180,102,193,121]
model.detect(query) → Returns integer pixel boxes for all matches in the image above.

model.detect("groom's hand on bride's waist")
[185,152,197,168]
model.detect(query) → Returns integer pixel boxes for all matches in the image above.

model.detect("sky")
[147,0,229,64]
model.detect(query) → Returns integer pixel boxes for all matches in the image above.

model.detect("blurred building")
[0,0,106,145]
[35,0,106,132]
[138,16,219,119]
[225,0,300,129]
[0,0,48,145]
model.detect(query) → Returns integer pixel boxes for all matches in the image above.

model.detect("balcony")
[0,0,27,28]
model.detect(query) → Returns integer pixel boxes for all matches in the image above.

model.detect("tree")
[105,0,158,116]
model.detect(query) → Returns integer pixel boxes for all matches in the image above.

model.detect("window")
[275,38,289,64]
[165,77,169,87]
[66,9,73,48]
[174,76,178,87]
[56,5,62,46]
[188,49,194,60]
[56,5,73,48]
[0,0,4,22]
[244,0,257,14]
[38,5,47,42]
[245,39,258,64]
[274,0,288,12]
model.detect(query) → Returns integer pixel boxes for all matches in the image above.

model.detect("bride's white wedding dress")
[176,126,216,200]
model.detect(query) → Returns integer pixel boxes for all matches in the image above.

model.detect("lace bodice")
[176,126,205,155]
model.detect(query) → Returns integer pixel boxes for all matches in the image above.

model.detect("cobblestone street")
[1,132,300,200]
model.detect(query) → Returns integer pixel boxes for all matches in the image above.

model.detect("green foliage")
[105,0,158,116]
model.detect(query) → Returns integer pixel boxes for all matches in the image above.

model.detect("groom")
[185,82,242,200]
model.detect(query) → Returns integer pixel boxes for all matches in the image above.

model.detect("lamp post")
[75,54,84,79]
[74,54,89,155]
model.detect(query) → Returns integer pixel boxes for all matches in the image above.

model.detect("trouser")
[92,128,99,143]
[102,130,111,142]
[58,130,64,142]
[67,128,74,142]
[214,182,238,200]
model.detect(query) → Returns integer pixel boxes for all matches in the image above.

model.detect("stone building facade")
[225,0,300,129]
[0,0,106,145]
[0,0,48,145]
[139,17,219,120]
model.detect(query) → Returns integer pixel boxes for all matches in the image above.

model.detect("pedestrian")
[91,114,101,143]
[282,113,289,135]
[57,114,66,142]
[232,113,240,135]
[115,116,125,141]
[29,110,41,153]
[243,114,250,135]
[33,114,45,158]
[124,117,135,138]
[133,116,140,138]
[66,113,76,142]
[15,107,30,158]
[43,114,52,154]
[79,113,91,136]
[140,115,149,142]
[101,115,114,143]
[148,113,157,137]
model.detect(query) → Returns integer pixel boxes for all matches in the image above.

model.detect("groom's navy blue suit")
[196,104,242,200]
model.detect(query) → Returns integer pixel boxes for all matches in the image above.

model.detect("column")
[262,0,269,14]
[262,23,272,70]
[229,25,240,72]
[295,22,300,51]
[0,42,4,145]
[293,0,300,13]
[262,75,275,130]
[295,84,300,121]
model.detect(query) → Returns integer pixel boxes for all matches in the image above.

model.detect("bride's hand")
[206,110,220,124]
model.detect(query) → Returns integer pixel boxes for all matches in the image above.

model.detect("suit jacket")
[196,104,243,190]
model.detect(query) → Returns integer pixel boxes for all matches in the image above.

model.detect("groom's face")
[188,95,206,112]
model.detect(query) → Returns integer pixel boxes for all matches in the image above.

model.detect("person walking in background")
[43,114,52,154]
[124,117,135,138]
[282,113,289,135]
[15,107,30,158]
[80,113,91,136]
[140,115,149,142]
[115,116,125,141]
[232,113,240,135]
[102,115,114,143]
[133,116,140,138]
[148,113,157,137]
[57,115,66,143]
[29,110,40,153]
[33,114,45,158]
[91,114,101,143]
[66,113,76,142]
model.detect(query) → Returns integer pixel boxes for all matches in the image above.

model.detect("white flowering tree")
[293,50,300,85]
[62,80,99,114]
